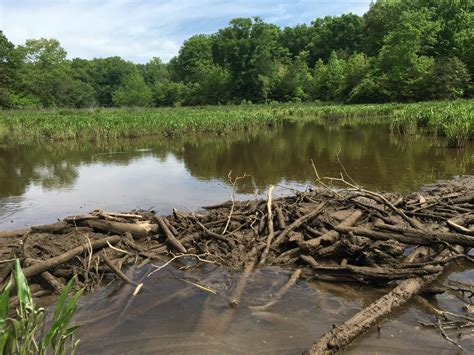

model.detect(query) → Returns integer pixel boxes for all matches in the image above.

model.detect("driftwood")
[81,219,157,238]
[21,235,121,278]
[102,254,133,284]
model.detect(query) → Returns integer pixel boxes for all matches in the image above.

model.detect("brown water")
[73,263,474,354]
[1,120,473,353]
[0,121,473,230]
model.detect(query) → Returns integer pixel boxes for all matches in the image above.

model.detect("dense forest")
[0,0,473,108]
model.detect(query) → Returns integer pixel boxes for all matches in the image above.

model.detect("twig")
[222,171,250,235]
[146,253,215,278]
[437,318,465,351]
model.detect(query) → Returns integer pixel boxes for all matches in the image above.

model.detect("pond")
[1,119,473,353]
[1,120,473,230]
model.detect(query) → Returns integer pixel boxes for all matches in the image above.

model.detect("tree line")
[0,0,472,108]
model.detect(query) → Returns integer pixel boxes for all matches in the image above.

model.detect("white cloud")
[0,0,371,63]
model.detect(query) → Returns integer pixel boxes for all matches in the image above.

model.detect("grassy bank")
[391,100,474,148]
[0,100,472,146]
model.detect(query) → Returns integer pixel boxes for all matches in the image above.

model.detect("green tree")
[425,57,470,99]
[273,51,312,101]
[307,14,364,64]
[139,57,170,85]
[174,35,214,82]
[16,38,74,107]
[339,53,368,100]
[88,57,136,106]
[112,69,152,107]
[280,24,314,58]
[378,10,435,100]
[312,51,345,100]
[0,31,20,107]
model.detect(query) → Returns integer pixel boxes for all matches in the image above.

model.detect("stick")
[195,220,235,247]
[154,215,187,253]
[102,254,133,284]
[259,185,275,265]
[447,216,474,236]
[20,236,121,279]
[271,202,326,248]
[275,205,286,229]
[302,210,363,250]
[41,271,64,294]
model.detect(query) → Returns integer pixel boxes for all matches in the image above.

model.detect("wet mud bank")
[1,176,473,353]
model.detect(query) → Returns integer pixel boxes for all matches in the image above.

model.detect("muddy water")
[1,120,474,353]
[0,121,473,230]
[74,263,473,354]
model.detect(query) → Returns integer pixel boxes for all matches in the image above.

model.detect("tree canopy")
[1,0,472,108]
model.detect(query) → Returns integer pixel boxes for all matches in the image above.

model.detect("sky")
[0,0,372,63]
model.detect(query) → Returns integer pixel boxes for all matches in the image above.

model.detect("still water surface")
[1,120,473,230]
[1,120,473,353]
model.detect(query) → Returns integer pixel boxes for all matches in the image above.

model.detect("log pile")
[0,175,473,353]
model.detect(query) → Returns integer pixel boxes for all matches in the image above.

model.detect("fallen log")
[80,219,157,238]
[336,225,474,248]
[20,235,121,279]
[153,215,187,253]
[303,246,463,354]
[300,255,442,283]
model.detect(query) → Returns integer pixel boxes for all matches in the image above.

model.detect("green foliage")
[426,56,471,99]
[0,0,472,108]
[391,100,474,147]
[1,100,472,148]
[112,70,152,107]
[0,260,82,354]
[0,31,21,108]
[312,52,345,100]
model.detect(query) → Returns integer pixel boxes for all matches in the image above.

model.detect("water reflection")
[0,120,472,229]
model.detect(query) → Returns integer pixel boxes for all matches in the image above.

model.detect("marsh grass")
[0,100,472,146]
[0,260,82,354]
[390,100,473,148]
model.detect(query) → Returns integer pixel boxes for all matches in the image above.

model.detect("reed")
[0,100,472,146]
[0,260,82,354]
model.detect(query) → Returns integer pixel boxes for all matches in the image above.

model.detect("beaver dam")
[1,173,473,353]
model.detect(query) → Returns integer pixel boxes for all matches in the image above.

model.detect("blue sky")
[0,0,372,63]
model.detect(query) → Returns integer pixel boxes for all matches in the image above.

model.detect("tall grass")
[0,260,82,354]
[0,100,472,146]
[391,100,474,147]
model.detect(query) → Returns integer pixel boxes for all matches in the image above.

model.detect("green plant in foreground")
[0,260,83,354]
